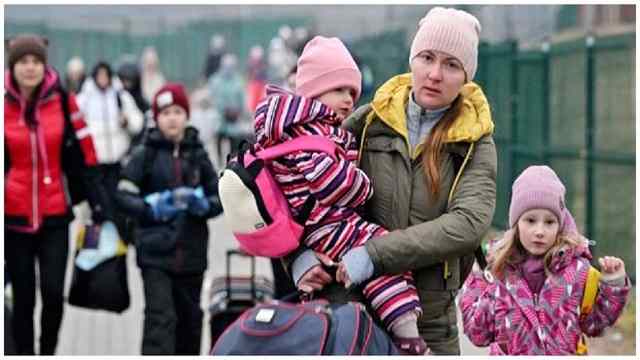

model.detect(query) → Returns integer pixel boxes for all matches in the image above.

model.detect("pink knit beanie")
[509,165,578,234]
[295,36,362,103]
[409,7,482,81]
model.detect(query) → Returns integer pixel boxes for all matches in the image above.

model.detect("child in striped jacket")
[253,36,427,355]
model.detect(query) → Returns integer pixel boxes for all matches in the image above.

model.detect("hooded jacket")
[254,86,373,245]
[77,78,144,164]
[459,239,630,355]
[329,73,497,353]
[5,67,110,233]
[341,73,496,287]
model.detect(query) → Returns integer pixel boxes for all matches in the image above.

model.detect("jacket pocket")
[136,224,176,255]
[362,136,398,223]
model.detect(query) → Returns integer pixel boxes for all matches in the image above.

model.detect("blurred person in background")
[140,46,166,103]
[117,56,151,150]
[117,55,150,115]
[77,61,144,242]
[285,64,297,91]
[4,34,113,355]
[278,24,294,50]
[293,7,496,355]
[292,26,312,56]
[63,56,86,94]
[208,53,246,166]
[189,86,219,153]
[267,37,296,88]
[202,34,226,82]
[245,45,267,114]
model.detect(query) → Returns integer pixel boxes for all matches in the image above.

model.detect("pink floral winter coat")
[459,241,630,355]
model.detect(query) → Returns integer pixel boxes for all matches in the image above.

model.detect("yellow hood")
[369,73,494,148]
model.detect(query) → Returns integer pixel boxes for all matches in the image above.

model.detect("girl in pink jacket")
[459,165,630,355]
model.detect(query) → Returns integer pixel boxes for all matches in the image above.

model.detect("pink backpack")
[218,135,337,258]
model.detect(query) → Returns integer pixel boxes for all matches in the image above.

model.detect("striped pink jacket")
[254,86,373,254]
[459,242,630,355]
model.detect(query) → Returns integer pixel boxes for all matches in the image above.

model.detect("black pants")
[5,226,69,355]
[141,268,203,355]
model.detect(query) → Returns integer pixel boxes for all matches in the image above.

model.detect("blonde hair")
[489,225,581,279]
[420,94,464,195]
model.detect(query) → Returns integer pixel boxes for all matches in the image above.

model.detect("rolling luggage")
[208,249,274,347]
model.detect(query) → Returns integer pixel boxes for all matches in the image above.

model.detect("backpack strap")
[256,135,338,161]
[576,266,601,355]
[581,266,600,315]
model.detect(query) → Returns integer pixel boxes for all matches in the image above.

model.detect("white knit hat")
[409,7,482,81]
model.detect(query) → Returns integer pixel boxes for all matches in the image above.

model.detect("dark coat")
[116,126,222,274]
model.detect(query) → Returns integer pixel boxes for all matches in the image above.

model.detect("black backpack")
[211,300,398,355]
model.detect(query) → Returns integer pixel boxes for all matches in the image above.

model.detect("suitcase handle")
[225,249,256,300]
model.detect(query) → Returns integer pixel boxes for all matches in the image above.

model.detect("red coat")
[4,67,99,233]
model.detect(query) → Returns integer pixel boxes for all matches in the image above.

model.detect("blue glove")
[341,247,375,286]
[144,190,178,222]
[187,186,210,216]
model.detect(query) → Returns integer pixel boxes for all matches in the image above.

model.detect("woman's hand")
[336,262,353,289]
[336,247,374,288]
[297,252,336,293]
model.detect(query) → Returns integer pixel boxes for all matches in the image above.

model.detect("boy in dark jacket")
[116,83,222,355]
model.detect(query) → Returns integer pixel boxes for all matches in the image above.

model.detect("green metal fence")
[475,33,636,279]
[6,18,309,87]
[349,30,409,105]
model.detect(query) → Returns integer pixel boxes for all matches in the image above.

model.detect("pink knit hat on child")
[295,36,362,103]
[409,7,482,81]
[508,165,578,235]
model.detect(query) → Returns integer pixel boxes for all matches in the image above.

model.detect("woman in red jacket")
[4,34,112,355]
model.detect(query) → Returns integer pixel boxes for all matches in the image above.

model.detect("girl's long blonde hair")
[489,226,582,279]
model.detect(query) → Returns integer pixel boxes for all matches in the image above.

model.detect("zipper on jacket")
[172,142,184,272]
[173,143,180,158]
[30,131,40,230]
